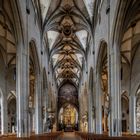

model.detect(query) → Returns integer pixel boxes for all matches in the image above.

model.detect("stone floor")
[59,132,80,140]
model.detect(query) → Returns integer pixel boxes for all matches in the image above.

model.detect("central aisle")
[59,132,80,140]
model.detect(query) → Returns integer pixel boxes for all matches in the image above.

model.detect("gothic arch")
[29,40,42,133]
[96,41,109,133]
[57,103,79,115]
[112,0,140,45]
[0,7,17,67]
[121,91,129,132]
[58,82,78,110]
[58,80,78,92]
[132,42,140,65]
[7,92,16,133]
[96,41,107,72]
[116,0,140,99]
[96,41,108,96]
[131,43,140,92]
[9,0,24,43]
[0,0,24,48]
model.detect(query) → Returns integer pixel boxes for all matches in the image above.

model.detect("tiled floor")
[59,132,80,140]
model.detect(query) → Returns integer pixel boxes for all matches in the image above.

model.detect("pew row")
[0,131,63,140]
[75,132,140,140]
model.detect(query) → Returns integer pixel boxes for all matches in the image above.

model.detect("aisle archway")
[29,40,41,133]
[97,41,109,133]
[7,92,16,133]
[0,2,17,134]
[57,82,79,131]
[121,92,129,132]
[58,104,78,131]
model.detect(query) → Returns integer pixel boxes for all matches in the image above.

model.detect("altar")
[58,104,79,131]
[64,124,73,132]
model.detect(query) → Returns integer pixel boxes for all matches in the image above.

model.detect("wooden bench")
[30,132,62,140]
[75,132,140,140]
[0,131,63,140]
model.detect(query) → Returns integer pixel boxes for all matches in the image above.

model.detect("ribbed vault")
[39,0,94,87]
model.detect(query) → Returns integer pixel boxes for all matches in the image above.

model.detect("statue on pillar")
[104,94,111,116]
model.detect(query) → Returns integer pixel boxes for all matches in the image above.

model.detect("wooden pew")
[75,132,140,140]
[30,131,62,140]
[0,131,62,140]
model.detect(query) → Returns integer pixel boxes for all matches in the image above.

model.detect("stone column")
[88,91,93,132]
[1,95,8,134]
[16,43,29,137]
[109,45,121,136]
[95,72,102,134]
[129,95,136,133]
[35,73,43,134]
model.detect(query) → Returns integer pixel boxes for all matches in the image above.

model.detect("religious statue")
[104,94,111,116]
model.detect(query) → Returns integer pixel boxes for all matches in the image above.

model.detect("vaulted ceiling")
[39,0,94,87]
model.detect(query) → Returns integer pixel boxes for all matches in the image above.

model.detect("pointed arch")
[96,40,108,72]
[96,40,109,133]
[8,0,24,44]
[7,92,16,133]
[112,0,140,45]
[121,91,129,132]
[96,41,108,95]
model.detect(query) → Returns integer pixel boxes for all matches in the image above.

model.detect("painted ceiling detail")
[42,0,93,87]
[58,83,78,109]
